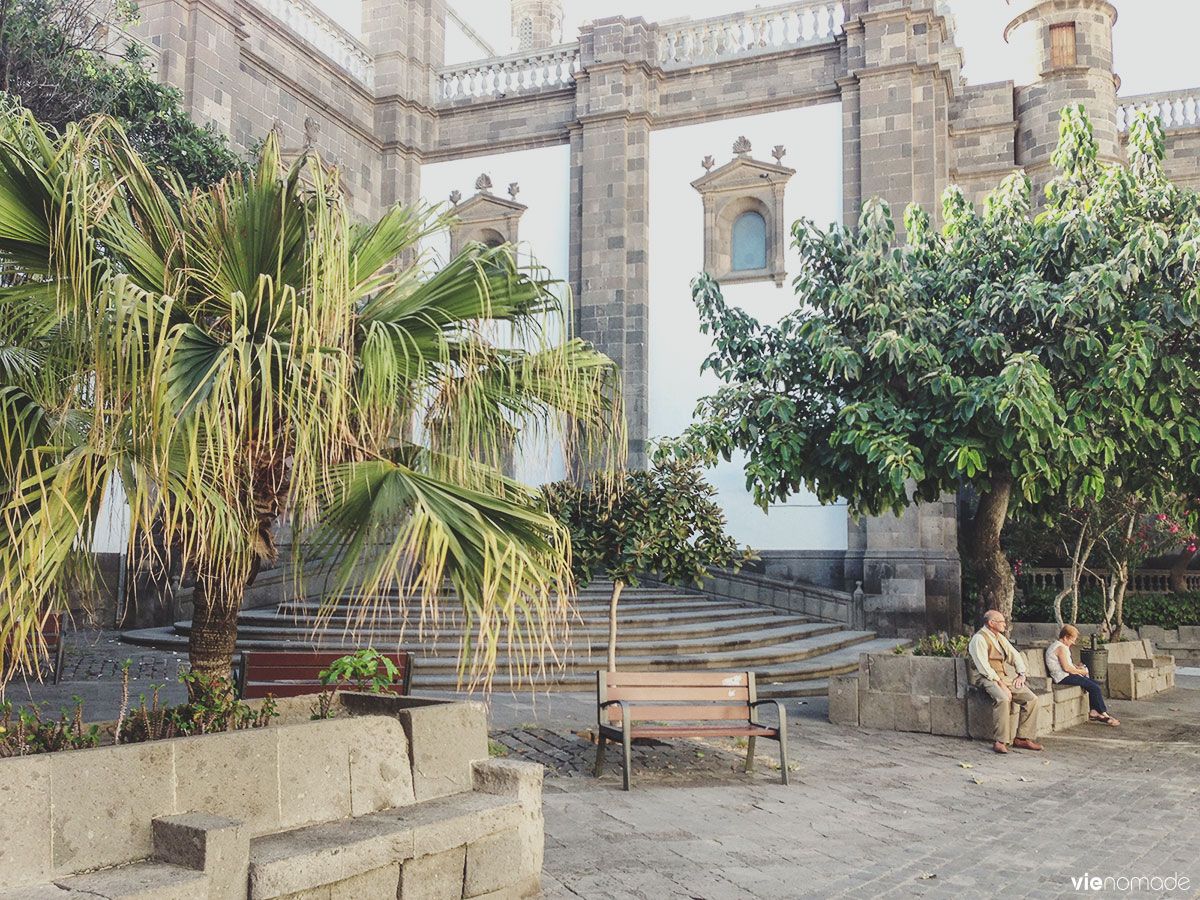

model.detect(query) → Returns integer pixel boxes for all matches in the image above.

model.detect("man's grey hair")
[982,609,1004,626]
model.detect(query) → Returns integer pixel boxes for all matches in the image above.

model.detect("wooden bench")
[237,650,413,699]
[7,612,67,684]
[593,670,789,790]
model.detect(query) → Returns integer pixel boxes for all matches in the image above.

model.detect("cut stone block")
[175,728,282,835]
[471,759,544,881]
[329,863,400,900]
[966,688,1016,743]
[827,673,860,726]
[399,846,466,900]
[51,741,177,874]
[0,755,51,891]
[893,693,932,734]
[277,720,353,828]
[152,813,248,900]
[909,657,957,696]
[55,860,209,900]
[866,654,911,694]
[929,695,968,737]
[464,828,523,897]
[858,691,899,731]
[349,717,417,815]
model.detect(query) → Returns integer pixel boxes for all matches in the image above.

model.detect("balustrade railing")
[438,44,581,102]
[1116,90,1200,132]
[1025,567,1200,594]
[657,1,845,69]
[249,0,375,89]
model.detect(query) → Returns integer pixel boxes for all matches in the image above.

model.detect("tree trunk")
[1169,547,1196,594]
[606,579,624,673]
[966,476,1015,626]
[188,574,245,699]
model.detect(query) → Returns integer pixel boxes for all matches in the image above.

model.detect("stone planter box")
[0,694,542,900]
[829,651,1090,741]
[1106,640,1176,699]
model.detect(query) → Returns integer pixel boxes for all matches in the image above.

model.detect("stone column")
[134,0,243,136]
[364,0,446,212]
[838,0,964,636]
[572,17,658,467]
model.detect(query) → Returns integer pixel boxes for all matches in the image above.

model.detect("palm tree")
[0,110,623,690]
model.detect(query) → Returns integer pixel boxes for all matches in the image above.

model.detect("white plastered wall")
[421,145,573,486]
[648,103,848,551]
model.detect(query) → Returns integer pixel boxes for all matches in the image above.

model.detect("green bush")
[1014,588,1200,629]
[894,633,971,658]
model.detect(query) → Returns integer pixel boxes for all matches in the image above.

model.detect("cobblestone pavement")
[533,682,1200,900]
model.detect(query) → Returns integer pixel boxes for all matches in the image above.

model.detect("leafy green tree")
[678,107,1200,624]
[0,111,622,689]
[0,0,244,188]
[543,456,753,671]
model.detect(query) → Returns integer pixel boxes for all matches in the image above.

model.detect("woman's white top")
[1045,640,1071,683]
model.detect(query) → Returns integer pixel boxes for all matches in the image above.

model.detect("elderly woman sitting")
[1045,626,1119,726]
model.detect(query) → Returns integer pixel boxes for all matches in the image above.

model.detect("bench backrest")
[597,670,757,724]
[1105,641,1149,665]
[239,650,413,698]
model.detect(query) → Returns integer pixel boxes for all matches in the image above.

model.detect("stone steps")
[121,584,893,698]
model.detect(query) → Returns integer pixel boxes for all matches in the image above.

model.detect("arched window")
[731,211,767,271]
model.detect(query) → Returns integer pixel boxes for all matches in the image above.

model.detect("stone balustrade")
[438,44,581,102]
[656,1,846,69]
[1025,567,1200,594]
[1117,90,1200,132]
[249,0,375,89]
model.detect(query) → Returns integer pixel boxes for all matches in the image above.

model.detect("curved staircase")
[121,581,902,697]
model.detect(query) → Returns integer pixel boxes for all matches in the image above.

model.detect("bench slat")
[603,671,749,687]
[603,703,752,722]
[238,650,412,698]
[603,685,750,702]
[605,724,779,738]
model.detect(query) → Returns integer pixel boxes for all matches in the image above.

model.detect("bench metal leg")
[778,716,789,786]
[53,639,65,685]
[621,721,632,791]
[593,732,606,777]
[745,736,756,773]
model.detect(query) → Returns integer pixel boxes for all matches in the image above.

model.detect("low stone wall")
[0,695,542,900]
[1011,623,1200,667]
[829,652,1090,741]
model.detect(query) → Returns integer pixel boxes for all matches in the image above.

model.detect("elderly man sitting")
[968,610,1044,754]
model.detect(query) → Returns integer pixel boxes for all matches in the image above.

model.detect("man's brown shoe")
[992,741,1008,754]
[1013,738,1044,751]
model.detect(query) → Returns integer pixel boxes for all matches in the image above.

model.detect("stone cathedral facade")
[129,0,1200,636]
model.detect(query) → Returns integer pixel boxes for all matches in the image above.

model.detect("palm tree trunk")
[606,579,624,673]
[188,574,244,698]
[966,475,1015,626]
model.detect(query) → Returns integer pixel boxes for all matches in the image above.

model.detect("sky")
[310,0,1200,98]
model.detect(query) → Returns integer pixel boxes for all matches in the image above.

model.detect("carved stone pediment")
[691,149,795,287]
[448,187,528,257]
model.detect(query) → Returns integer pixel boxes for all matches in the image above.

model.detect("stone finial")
[732,135,752,156]
[303,115,320,149]
[475,173,493,192]
[449,190,462,205]
[507,182,520,200]
[701,155,715,172]
[772,144,786,163]
[270,118,284,139]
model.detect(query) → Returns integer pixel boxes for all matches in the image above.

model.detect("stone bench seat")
[1106,640,1175,699]
[249,788,525,900]
[0,861,208,900]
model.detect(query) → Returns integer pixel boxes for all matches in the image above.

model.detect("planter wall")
[829,652,1091,741]
[0,694,542,900]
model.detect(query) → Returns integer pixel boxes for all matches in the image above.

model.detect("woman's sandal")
[1090,713,1121,726]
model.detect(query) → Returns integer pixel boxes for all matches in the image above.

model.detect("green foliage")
[0,697,101,756]
[1015,588,1200,630]
[678,106,1200,619]
[120,673,279,743]
[0,0,245,188]
[894,633,970,658]
[319,649,400,694]
[542,456,755,589]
